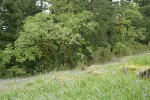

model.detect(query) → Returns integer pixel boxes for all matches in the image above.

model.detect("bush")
[92,47,114,63]
[113,42,132,57]
[129,43,150,54]
[8,66,25,77]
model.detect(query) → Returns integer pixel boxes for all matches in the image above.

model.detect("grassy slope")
[0,53,150,100]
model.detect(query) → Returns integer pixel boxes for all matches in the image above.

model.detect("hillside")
[0,53,150,100]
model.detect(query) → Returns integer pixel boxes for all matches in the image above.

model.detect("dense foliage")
[0,0,150,77]
[0,0,40,50]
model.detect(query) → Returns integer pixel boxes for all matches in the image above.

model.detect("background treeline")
[0,0,150,77]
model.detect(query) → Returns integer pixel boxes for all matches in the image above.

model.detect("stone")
[137,67,150,78]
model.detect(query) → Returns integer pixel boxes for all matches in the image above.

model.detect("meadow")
[0,52,150,100]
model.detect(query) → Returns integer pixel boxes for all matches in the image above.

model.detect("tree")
[50,0,89,14]
[133,0,150,44]
[88,0,115,47]
[1,10,97,76]
[0,0,40,50]
[111,2,146,56]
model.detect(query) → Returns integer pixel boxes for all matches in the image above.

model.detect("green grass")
[127,52,150,66]
[0,53,150,100]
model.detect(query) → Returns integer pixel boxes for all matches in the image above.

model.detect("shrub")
[92,47,114,63]
[113,42,132,56]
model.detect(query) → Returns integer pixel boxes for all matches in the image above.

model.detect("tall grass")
[0,72,150,100]
[0,53,150,100]
[127,52,150,66]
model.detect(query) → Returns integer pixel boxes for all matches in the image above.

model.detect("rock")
[137,67,150,78]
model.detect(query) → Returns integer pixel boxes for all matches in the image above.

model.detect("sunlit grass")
[0,53,150,100]
[127,52,150,66]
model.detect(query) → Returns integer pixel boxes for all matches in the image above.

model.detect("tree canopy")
[0,0,150,77]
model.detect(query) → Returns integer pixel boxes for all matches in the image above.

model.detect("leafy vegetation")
[0,0,150,77]
[0,1,150,99]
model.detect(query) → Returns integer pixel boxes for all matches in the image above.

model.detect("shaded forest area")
[0,0,150,77]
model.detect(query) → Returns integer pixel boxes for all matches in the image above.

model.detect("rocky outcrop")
[137,67,150,78]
